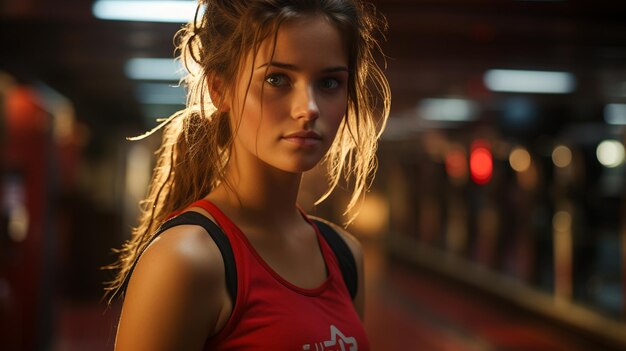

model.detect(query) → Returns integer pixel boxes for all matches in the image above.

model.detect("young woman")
[105,0,390,349]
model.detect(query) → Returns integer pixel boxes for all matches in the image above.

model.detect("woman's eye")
[320,78,340,90]
[265,74,288,87]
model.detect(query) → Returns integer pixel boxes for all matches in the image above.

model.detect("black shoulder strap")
[118,213,355,303]
[312,219,358,300]
[119,211,237,302]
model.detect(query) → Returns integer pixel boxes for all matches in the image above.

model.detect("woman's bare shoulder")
[115,220,227,350]
[137,222,225,280]
[131,208,224,283]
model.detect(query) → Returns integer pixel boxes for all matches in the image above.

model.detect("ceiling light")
[125,58,185,81]
[93,0,199,23]
[418,98,479,122]
[604,103,626,125]
[484,69,576,94]
[135,83,186,105]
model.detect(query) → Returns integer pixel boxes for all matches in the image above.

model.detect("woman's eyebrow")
[255,61,349,73]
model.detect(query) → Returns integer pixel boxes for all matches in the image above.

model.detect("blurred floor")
[51,238,620,351]
[363,240,620,351]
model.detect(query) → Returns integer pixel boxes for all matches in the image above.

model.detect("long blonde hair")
[104,0,390,303]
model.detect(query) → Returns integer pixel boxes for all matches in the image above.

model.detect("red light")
[470,140,493,184]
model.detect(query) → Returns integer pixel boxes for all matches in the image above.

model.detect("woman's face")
[227,15,349,174]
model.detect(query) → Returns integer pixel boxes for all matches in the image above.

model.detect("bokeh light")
[351,192,390,238]
[596,140,625,168]
[470,140,493,185]
[553,210,573,232]
[552,145,572,168]
[509,146,532,172]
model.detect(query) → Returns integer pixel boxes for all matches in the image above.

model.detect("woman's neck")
[208,153,304,229]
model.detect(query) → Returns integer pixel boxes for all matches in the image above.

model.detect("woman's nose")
[292,85,320,121]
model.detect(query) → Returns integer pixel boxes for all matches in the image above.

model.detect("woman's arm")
[114,225,228,351]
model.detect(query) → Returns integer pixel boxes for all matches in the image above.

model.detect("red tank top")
[187,200,369,350]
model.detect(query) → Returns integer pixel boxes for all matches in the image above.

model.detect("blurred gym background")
[1,0,625,350]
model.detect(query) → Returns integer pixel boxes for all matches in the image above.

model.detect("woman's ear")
[208,75,230,112]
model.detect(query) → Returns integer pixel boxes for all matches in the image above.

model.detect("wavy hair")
[103,0,390,304]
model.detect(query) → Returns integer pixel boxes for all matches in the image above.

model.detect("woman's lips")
[282,131,322,146]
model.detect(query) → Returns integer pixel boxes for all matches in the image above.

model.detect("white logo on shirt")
[302,324,358,351]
